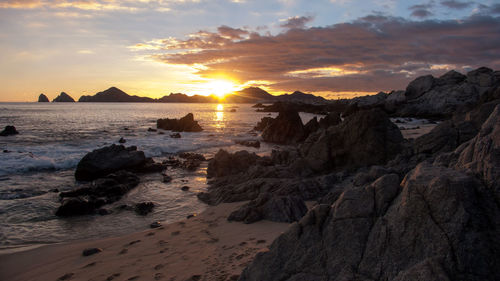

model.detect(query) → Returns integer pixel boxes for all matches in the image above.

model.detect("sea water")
[0,102,318,250]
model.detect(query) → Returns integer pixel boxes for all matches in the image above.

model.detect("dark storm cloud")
[409,3,434,18]
[440,0,473,10]
[148,15,500,93]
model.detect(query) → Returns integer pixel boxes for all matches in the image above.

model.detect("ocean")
[0,102,318,251]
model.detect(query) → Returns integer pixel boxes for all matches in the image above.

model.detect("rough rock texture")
[235,140,260,148]
[228,193,308,223]
[0,125,19,136]
[350,92,388,108]
[300,108,404,172]
[135,202,155,215]
[239,163,500,281]
[253,117,274,131]
[56,171,140,216]
[75,144,146,181]
[38,94,49,102]
[303,117,320,135]
[156,113,203,132]
[52,92,75,102]
[318,112,341,129]
[262,110,305,144]
[206,149,262,178]
[384,90,406,113]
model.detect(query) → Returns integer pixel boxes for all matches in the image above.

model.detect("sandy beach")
[0,202,290,281]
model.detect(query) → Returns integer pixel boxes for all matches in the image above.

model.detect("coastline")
[0,202,290,281]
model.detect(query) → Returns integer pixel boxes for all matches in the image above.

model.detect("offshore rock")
[52,92,75,102]
[38,93,49,102]
[156,113,203,132]
[0,125,19,136]
[262,110,305,144]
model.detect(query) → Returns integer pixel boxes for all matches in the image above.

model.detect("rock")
[56,197,97,216]
[97,208,110,215]
[52,92,75,102]
[75,144,146,181]
[436,70,466,86]
[252,103,265,108]
[384,90,406,113]
[170,132,181,138]
[303,117,320,135]
[38,93,49,102]
[467,66,496,87]
[150,221,162,228]
[253,117,274,131]
[157,113,203,132]
[148,128,157,132]
[178,152,206,161]
[262,110,305,144]
[206,149,261,178]
[405,75,435,100]
[82,248,102,256]
[162,174,172,183]
[132,157,166,173]
[318,112,341,129]
[239,163,500,281]
[350,92,387,108]
[300,108,404,173]
[235,140,260,148]
[135,202,155,215]
[228,193,308,223]
[0,125,19,136]
[187,214,196,219]
[181,186,190,191]
[118,137,126,143]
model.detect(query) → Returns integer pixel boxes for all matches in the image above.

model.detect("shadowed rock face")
[206,149,262,179]
[156,113,203,132]
[262,110,305,144]
[0,125,19,136]
[239,163,500,281]
[38,94,49,102]
[52,92,75,102]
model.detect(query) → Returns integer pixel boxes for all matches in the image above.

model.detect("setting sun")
[205,80,238,99]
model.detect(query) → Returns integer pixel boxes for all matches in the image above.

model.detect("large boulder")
[0,125,19,136]
[75,144,146,181]
[253,116,274,131]
[318,112,341,129]
[38,94,49,102]
[405,75,435,100]
[239,163,500,281]
[206,149,261,178]
[156,113,203,132]
[52,92,75,102]
[262,110,305,144]
[227,193,308,223]
[300,108,404,172]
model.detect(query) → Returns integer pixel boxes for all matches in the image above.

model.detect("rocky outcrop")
[318,112,341,129]
[253,117,274,131]
[262,110,305,144]
[52,92,75,102]
[240,163,500,281]
[235,140,260,148]
[206,150,262,178]
[38,94,49,102]
[300,108,404,172]
[156,113,203,132]
[75,144,147,181]
[0,125,19,136]
[56,171,140,216]
[78,87,154,102]
[228,193,307,223]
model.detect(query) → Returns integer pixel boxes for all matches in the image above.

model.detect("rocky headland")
[52,92,75,102]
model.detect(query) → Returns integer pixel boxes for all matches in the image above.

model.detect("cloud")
[280,15,314,29]
[140,14,500,93]
[409,3,434,18]
[440,0,473,10]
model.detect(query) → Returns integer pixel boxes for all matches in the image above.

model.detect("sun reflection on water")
[215,104,224,128]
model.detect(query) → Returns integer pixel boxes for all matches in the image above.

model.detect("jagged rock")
[135,202,154,215]
[56,197,97,217]
[0,125,19,136]
[75,144,146,181]
[253,117,274,131]
[262,110,305,144]
[318,112,341,129]
[157,113,203,132]
[118,137,126,143]
[52,92,75,102]
[38,93,49,102]
[235,140,260,148]
[467,66,496,87]
[240,163,500,281]
[300,108,404,172]
[405,75,435,100]
[206,150,261,178]
[82,248,102,256]
[228,193,307,223]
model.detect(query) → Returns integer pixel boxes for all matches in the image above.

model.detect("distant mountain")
[225,87,275,103]
[79,87,155,102]
[38,93,49,102]
[157,93,218,103]
[52,92,75,102]
[276,91,326,104]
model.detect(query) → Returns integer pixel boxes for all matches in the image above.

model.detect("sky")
[0,0,499,101]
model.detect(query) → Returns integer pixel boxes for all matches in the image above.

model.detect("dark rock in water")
[235,140,260,148]
[132,157,166,173]
[181,186,190,191]
[75,144,146,181]
[262,110,305,144]
[170,132,181,138]
[179,152,206,161]
[207,149,261,178]
[0,125,19,136]
[135,202,155,215]
[150,221,162,228]
[318,112,341,129]
[118,137,126,143]
[162,174,172,183]
[38,93,49,102]
[97,208,110,215]
[228,193,307,223]
[82,248,102,256]
[253,117,274,131]
[52,92,75,102]
[239,163,500,281]
[300,108,404,173]
[157,113,203,132]
[56,171,140,216]
[49,188,59,193]
[252,103,265,108]
[147,128,157,132]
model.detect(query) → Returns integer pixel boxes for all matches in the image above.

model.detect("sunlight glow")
[205,80,238,99]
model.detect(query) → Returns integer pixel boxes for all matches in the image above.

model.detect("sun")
[206,80,237,99]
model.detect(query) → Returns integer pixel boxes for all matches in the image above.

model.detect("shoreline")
[0,201,290,281]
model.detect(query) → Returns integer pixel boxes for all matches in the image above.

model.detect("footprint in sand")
[57,273,74,281]
[82,262,97,268]
[146,232,155,236]
[119,249,128,255]
[106,273,121,281]
[127,276,140,280]
[154,264,164,270]
[154,272,164,280]
[128,240,141,245]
